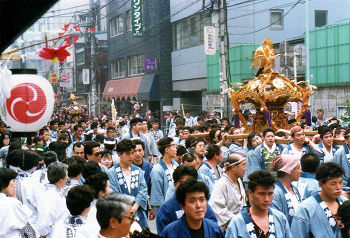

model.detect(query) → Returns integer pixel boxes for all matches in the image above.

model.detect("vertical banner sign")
[132,0,143,37]
[82,69,90,85]
[204,26,216,55]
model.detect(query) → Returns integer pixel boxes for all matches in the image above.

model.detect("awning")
[137,74,159,101]
[102,76,142,99]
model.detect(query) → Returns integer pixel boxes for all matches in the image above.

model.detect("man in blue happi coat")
[150,137,179,216]
[282,126,324,159]
[157,165,217,234]
[291,162,348,238]
[245,128,284,181]
[333,128,350,191]
[161,179,223,238]
[294,153,321,200]
[132,139,153,195]
[225,170,292,238]
[108,139,149,228]
[318,126,339,163]
[197,144,223,184]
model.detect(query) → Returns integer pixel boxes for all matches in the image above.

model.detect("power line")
[228,0,302,35]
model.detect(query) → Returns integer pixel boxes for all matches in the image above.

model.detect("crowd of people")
[1,108,350,238]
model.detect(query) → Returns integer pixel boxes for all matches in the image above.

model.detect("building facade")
[105,0,172,120]
[171,0,350,118]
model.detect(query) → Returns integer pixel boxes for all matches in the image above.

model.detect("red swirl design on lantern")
[6,83,47,124]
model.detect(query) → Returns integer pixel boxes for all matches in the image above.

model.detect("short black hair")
[300,153,320,173]
[90,122,98,130]
[248,170,276,192]
[6,149,22,168]
[318,126,332,139]
[206,144,220,160]
[101,150,112,158]
[66,185,94,216]
[185,136,196,149]
[48,141,67,162]
[316,162,344,183]
[209,128,221,143]
[182,126,193,133]
[132,139,145,151]
[106,126,115,132]
[263,128,275,137]
[173,165,198,183]
[82,161,102,180]
[73,142,84,151]
[85,172,109,199]
[130,118,142,129]
[158,137,174,155]
[247,132,261,150]
[181,153,196,164]
[0,168,17,190]
[151,118,160,124]
[73,124,83,132]
[43,151,58,166]
[116,139,135,154]
[176,179,209,205]
[50,120,58,127]
[84,141,100,156]
[176,145,188,157]
[337,200,350,238]
[67,156,86,178]
[20,150,41,171]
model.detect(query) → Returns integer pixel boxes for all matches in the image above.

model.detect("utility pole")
[90,0,97,117]
[305,0,310,83]
[219,0,228,117]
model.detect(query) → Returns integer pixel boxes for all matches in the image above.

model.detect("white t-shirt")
[289,144,303,159]
[123,171,132,193]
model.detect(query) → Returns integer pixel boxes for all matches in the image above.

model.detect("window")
[270,9,283,29]
[315,10,327,27]
[126,10,131,32]
[128,54,144,76]
[172,12,211,51]
[109,15,124,37]
[76,51,85,66]
[111,59,125,78]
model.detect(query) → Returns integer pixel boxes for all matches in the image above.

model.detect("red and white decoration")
[0,73,54,132]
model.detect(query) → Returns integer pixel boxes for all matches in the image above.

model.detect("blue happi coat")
[108,163,149,228]
[197,161,222,184]
[225,207,292,238]
[161,214,223,238]
[133,159,153,195]
[332,144,350,190]
[156,194,218,234]
[291,194,347,238]
[294,172,320,200]
[244,143,284,181]
[164,173,214,201]
[271,179,302,225]
[150,159,178,207]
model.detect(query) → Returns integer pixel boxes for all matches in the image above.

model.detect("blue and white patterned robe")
[291,194,347,238]
[108,163,149,228]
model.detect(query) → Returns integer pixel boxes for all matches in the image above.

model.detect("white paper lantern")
[134,103,140,110]
[0,74,54,132]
